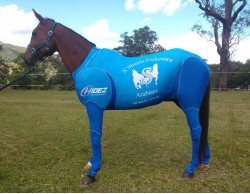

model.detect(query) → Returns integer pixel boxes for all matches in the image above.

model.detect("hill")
[0,42,26,63]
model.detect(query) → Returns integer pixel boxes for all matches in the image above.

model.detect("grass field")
[0,89,249,192]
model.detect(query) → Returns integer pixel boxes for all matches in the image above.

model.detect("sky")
[0,0,249,64]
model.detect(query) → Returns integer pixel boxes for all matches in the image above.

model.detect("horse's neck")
[54,24,94,73]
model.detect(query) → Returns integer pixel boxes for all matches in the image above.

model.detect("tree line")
[210,60,250,90]
[0,51,72,90]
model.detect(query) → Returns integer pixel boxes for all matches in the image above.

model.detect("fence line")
[210,72,250,74]
[1,71,250,76]
[28,73,70,76]
[1,72,249,90]
[0,72,70,77]
[1,85,249,91]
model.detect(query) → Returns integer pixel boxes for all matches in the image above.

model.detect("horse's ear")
[32,9,44,24]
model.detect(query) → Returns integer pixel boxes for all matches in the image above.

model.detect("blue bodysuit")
[71,47,205,110]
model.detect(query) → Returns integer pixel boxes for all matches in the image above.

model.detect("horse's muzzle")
[23,53,36,66]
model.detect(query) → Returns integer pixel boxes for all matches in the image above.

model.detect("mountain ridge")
[0,42,26,62]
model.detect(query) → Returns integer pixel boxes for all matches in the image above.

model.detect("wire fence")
[209,71,250,90]
[1,72,250,91]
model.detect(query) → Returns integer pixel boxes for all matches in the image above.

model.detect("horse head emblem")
[132,63,158,89]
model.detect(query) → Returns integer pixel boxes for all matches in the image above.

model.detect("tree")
[192,0,250,90]
[43,55,72,90]
[0,43,7,85]
[10,54,69,90]
[114,26,165,57]
[227,60,250,89]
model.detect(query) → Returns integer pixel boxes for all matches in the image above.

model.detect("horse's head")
[23,10,58,66]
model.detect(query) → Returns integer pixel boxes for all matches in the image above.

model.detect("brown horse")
[23,10,211,186]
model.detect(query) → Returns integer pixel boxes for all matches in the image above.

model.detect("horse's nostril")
[23,56,34,66]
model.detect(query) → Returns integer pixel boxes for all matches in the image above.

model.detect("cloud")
[182,0,195,7]
[125,0,193,16]
[0,4,37,46]
[159,32,220,64]
[125,0,136,11]
[138,0,182,15]
[142,17,153,23]
[83,19,118,39]
[82,19,119,48]
[158,32,250,64]
[232,38,250,63]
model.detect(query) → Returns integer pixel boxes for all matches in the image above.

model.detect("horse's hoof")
[84,161,92,171]
[181,170,194,179]
[199,164,209,171]
[80,175,96,186]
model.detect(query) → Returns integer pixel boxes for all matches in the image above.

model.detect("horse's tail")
[198,81,210,163]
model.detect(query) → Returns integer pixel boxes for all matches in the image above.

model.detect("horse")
[23,10,211,186]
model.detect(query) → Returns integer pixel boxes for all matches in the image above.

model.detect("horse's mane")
[45,18,55,22]
[45,18,95,47]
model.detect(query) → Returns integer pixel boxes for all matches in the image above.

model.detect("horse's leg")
[182,108,202,178]
[199,82,211,171]
[174,57,210,178]
[182,99,211,176]
[81,102,104,186]
[199,141,211,171]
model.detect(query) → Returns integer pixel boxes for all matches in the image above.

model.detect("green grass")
[0,89,249,192]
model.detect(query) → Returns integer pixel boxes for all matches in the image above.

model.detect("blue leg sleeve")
[86,102,104,177]
[184,108,201,174]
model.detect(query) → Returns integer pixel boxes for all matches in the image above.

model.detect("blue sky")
[0,0,249,63]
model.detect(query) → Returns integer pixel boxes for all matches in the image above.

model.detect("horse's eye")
[32,32,37,36]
